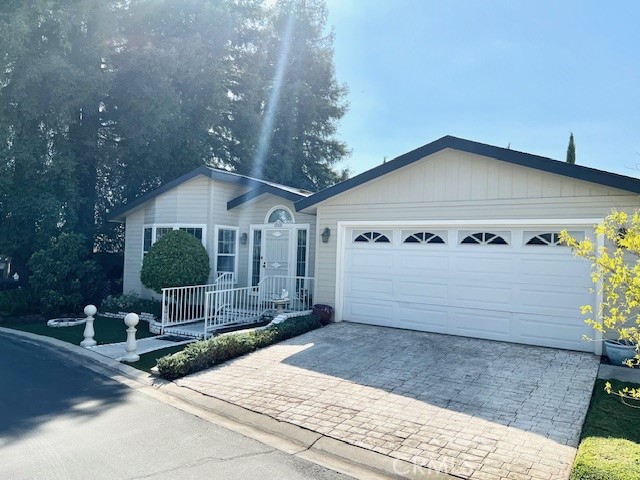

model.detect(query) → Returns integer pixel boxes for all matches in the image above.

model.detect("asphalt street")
[0,333,350,480]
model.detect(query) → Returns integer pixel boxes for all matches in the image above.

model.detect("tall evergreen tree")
[0,0,350,271]
[0,0,117,273]
[566,132,576,164]
[229,0,349,190]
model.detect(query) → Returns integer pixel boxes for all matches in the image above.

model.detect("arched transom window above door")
[266,206,295,224]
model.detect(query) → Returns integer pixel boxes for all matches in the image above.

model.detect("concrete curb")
[0,327,455,479]
[598,363,640,383]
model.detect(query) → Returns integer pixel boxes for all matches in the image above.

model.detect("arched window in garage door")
[403,232,445,244]
[525,232,563,246]
[524,231,585,246]
[460,232,509,245]
[354,231,391,243]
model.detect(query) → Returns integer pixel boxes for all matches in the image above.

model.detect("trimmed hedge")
[100,293,162,318]
[157,315,322,380]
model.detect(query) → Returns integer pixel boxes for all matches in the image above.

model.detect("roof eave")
[295,135,640,210]
[228,185,305,210]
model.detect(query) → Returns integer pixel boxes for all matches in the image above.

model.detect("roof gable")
[295,136,640,211]
[108,166,309,222]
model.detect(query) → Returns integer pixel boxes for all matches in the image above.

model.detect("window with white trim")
[215,226,239,281]
[266,206,294,224]
[142,225,206,257]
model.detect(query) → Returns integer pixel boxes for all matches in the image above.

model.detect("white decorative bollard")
[121,313,140,363]
[80,305,97,347]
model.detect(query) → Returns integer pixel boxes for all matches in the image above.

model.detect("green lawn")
[3,316,156,345]
[571,379,640,480]
[128,345,189,373]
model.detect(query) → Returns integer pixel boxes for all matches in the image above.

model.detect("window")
[526,232,563,246]
[142,225,205,257]
[354,231,391,243]
[460,232,509,245]
[179,227,203,241]
[251,230,262,287]
[143,227,152,254]
[296,229,307,277]
[266,206,294,224]
[215,226,238,281]
[404,232,445,244]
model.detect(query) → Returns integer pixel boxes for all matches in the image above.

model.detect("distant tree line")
[0,0,349,279]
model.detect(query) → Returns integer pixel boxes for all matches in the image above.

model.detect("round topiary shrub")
[141,230,210,294]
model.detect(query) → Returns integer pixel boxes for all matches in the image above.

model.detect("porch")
[161,274,315,339]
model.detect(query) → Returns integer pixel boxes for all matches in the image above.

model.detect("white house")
[109,167,317,297]
[110,136,640,351]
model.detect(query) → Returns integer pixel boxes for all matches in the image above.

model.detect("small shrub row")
[0,289,41,317]
[100,294,162,318]
[157,315,322,380]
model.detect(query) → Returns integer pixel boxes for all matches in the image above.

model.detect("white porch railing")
[203,276,315,338]
[161,272,234,334]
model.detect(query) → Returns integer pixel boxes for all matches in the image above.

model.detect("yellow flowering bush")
[561,210,640,403]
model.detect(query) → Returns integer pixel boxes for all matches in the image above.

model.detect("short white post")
[80,305,97,347]
[122,313,140,363]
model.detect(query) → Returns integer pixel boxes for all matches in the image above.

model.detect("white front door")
[262,227,291,278]
[249,224,309,286]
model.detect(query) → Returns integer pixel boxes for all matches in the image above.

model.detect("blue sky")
[325,1,640,177]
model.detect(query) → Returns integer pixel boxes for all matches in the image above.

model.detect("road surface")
[0,333,350,480]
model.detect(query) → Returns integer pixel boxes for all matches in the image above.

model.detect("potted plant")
[604,338,638,367]
[312,304,334,326]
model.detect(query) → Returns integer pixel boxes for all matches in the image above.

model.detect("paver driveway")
[177,323,599,480]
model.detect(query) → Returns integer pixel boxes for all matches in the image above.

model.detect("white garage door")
[342,226,596,352]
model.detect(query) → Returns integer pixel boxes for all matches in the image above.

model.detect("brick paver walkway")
[177,323,598,480]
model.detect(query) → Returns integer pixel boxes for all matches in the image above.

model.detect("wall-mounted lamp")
[321,227,331,243]
[240,233,248,245]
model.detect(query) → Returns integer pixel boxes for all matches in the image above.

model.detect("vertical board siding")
[326,150,629,207]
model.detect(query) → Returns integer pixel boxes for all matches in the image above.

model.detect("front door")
[249,224,309,286]
[262,227,291,278]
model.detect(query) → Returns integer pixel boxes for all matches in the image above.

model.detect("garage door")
[342,226,596,352]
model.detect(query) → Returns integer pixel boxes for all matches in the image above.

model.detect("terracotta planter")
[312,304,334,326]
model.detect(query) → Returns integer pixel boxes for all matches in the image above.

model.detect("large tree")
[0,0,117,274]
[0,0,349,276]
[227,0,350,190]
